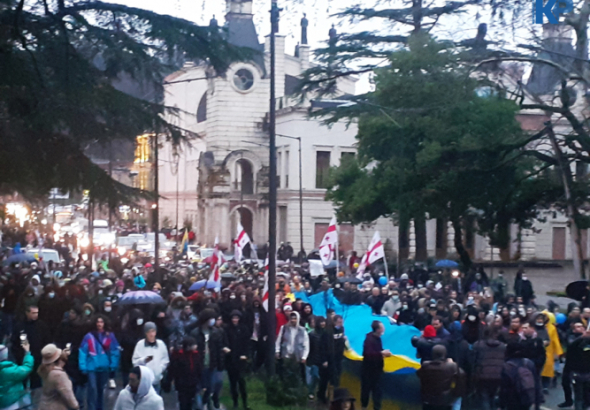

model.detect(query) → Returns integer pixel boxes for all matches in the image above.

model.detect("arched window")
[196,93,207,123]
[234,158,254,195]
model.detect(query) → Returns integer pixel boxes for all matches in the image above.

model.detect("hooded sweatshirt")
[114,366,164,410]
[275,311,310,361]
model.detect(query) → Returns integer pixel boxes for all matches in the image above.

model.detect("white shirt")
[131,339,170,384]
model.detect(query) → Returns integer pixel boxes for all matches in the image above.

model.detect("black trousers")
[177,387,198,410]
[250,339,266,372]
[227,366,248,408]
[331,359,343,387]
[360,371,382,410]
[317,366,330,403]
[562,370,573,404]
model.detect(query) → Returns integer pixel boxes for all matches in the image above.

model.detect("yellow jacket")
[541,312,563,378]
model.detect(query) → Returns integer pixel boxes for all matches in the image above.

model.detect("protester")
[417,345,463,410]
[0,342,33,410]
[276,311,310,383]
[79,315,120,410]
[330,388,356,410]
[500,342,542,410]
[37,344,79,410]
[114,366,164,410]
[169,337,201,410]
[563,326,590,410]
[360,321,391,410]
[225,310,250,410]
[132,322,170,394]
[190,308,228,410]
[473,328,505,410]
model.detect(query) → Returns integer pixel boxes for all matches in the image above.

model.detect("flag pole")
[335,217,340,273]
[383,250,390,278]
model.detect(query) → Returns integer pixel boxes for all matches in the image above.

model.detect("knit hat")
[423,325,437,339]
[144,322,157,333]
[230,310,242,318]
[41,344,62,364]
[0,345,8,361]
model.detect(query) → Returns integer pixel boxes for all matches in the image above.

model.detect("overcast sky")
[108,0,538,93]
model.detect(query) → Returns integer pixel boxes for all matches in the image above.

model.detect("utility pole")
[108,141,113,264]
[175,158,180,246]
[267,0,280,376]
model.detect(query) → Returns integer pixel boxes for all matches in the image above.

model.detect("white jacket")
[114,366,163,410]
[131,339,169,384]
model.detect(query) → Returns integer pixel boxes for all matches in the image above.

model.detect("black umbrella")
[338,276,363,285]
[221,273,237,280]
[566,280,589,301]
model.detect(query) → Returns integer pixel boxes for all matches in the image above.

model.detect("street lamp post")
[277,134,303,256]
[267,0,280,377]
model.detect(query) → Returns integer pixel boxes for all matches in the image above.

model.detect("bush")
[266,360,308,407]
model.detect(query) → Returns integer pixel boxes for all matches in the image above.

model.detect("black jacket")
[520,336,546,373]
[225,323,250,368]
[190,326,228,371]
[412,336,445,364]
[564,336,590,374]
[473,339,506,382]
[170,349,202,389]
[417,360,461,406]
[55,317,89,383]
[362,332,384,374]
[308,329,330,367]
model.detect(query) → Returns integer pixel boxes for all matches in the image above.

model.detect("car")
[26,248,62,264]
[187,245,200,260]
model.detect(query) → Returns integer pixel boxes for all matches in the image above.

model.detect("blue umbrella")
[435,259,459,268]
[189,279,218,291]
[115,290,165,305]
[2,253,38,266]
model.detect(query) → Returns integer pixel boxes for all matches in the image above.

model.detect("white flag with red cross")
[367,231,385,264]
[320,216,338,248]
[320,244,334,265]
[208,237,224,285]
[234,222,251,262]
[262,256,270,310]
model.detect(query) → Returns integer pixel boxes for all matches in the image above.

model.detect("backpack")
[504,359,536,408]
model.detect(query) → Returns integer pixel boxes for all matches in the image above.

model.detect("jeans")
[71,377,87,410]
[476,381,500,410]
[306,365,319,396]
[200,369,223,410]
[87,371,108,410]
[360,371,382,410]
[452,398,462,410]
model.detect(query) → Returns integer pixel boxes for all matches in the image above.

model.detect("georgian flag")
[235,222,251,262]
[262,256,270,310]
[356,231,384,279]
[319,216,338,248]
[367,231,385,264]
[208,237,224,285]
[320,244,334,265]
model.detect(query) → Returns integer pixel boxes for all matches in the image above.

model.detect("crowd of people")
[0,240,589,410]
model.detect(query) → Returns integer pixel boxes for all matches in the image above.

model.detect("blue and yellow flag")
[181,229,189,254]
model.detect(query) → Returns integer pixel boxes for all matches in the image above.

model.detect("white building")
[158,1,585,264]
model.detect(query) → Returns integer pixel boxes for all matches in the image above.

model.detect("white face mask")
[104,307,112,313]
[208,318,216,327]
[48,292,55,298]
[468,315,476,322]
[137,318,144,326]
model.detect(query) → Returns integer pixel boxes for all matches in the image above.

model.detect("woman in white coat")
[114,366,164,410]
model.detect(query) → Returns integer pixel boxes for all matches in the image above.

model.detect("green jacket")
[0,353,34,408]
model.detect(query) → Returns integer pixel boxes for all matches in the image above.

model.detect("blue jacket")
[79,331,120,373]
[134,275,146,289]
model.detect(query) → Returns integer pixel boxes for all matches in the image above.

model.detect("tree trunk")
[451,216,472,270]
[398,218,410,262]
[547,123,586,279]
[414,215,428,261]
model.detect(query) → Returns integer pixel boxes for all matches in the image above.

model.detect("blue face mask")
[335,325,342,330]
[208,318,216,327]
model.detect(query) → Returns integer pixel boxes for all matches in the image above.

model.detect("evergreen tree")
[0,0,249,205]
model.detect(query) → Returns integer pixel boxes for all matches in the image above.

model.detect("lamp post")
[267,0,280,377]
[277,134,304,256]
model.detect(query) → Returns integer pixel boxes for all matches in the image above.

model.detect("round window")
[233,68,254,91]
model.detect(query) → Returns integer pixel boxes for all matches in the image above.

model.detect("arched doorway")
[235,158,254,195]
[231,206,254,239]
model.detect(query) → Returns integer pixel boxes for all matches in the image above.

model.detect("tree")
[324,35,554,269]
[0,0,248,207]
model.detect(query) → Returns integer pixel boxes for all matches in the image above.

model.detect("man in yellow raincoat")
[541,311,563,392]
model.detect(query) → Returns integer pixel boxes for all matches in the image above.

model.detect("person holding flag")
[207,238,224,290]
[180,229,189,257]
